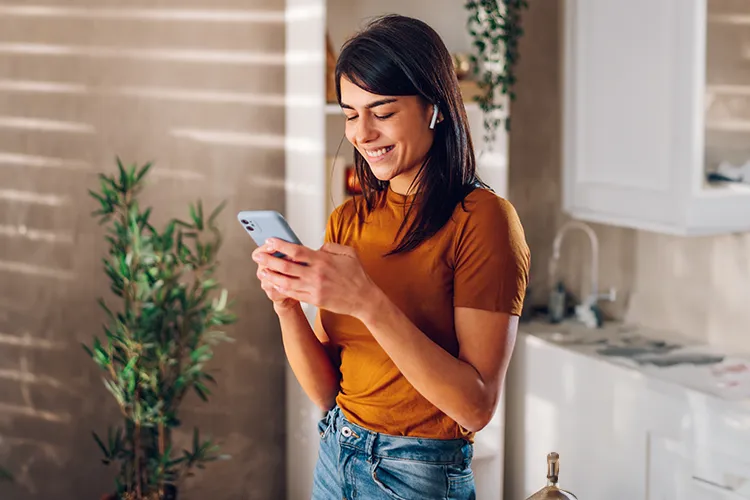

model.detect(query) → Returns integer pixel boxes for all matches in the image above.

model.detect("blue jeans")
[311,406,476,500]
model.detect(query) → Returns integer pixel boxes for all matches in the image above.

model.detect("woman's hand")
[252,244,299,312]
[251,238,379,319]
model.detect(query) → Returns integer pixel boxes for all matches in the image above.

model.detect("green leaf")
[215,289,228,312]
[135,161,153,183]
[82,342,94,359]
[208,200,227,227]
[189,204,200,230]
[140,207,152,227]
[117,157,128,192]
[92,431,110,459]
[163,220,176,252]
[190,345,212,363]
[193,382,210,401]
[173,218,193,228]
[97,298,114,319]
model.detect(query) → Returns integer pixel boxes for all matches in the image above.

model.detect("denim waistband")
[323,406,473,466]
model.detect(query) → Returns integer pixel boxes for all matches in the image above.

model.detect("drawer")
[691,445,750,499]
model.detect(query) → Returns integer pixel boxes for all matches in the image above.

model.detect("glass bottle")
[525,452,578,500]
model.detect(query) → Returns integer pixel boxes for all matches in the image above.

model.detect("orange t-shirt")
[319,186,530,440]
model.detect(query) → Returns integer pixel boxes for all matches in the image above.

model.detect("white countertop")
[519,319,750,404]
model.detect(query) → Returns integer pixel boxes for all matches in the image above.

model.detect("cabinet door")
[562,0,704,233]
[691,479,747,500]
[647,434,693,500]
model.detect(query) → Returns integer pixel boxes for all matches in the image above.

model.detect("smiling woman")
[252,13,530,500]
[335,14,476,255]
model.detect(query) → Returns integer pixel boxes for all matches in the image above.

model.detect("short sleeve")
[452,196,530,315]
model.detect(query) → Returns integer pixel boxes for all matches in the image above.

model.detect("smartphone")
[237,210,302,260]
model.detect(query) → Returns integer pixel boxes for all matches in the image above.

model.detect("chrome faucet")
[549,220,616,327]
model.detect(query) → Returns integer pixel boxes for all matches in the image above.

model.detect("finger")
[272,286,309,304]
[264,269,311,295]
[260,280,275,293]
[262,253,307,278]
[266,239,311,264]
[252,245,276,260]
[261,278,289,299]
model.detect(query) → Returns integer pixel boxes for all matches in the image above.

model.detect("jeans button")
[341,426,352,437]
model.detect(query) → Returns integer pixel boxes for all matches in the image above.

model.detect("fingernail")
[260,270,266,278]
[266,240,275,250]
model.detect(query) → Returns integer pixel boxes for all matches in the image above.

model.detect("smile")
[364,145,395,162]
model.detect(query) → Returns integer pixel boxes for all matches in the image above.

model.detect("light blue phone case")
[237,210,302,259]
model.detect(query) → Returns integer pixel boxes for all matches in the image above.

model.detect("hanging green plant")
[465,0,529,147]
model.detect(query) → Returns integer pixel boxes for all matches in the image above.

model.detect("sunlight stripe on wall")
[0,224,74,244]
[0,332,66,349]
[0,116,95,133]
[0,43,320,66]
[0,5,286,23]
[0,152,90,170]
[0,189,69,206]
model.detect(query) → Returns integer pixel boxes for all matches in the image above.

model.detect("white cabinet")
[562,0,750,235]
[506,326,750,500]
[505,334,649,499]
[284,1,510,498]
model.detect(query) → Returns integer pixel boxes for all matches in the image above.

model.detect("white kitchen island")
[505,320,750,499]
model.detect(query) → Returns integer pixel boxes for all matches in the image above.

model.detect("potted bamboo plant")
[85,159,236,499]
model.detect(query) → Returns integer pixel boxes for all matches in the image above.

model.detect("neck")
[388,171,420,195]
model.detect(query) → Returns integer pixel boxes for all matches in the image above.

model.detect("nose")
[355,116,378,144]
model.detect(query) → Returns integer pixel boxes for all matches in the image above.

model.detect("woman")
[252,14,530,500]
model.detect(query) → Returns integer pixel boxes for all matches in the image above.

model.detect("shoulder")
[452,188,522,231]
[325,194,372,243]
[329,195,364,225]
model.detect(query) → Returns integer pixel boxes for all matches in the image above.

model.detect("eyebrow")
[340,98,398,110]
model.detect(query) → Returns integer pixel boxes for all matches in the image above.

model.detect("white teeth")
[365,146,391,158]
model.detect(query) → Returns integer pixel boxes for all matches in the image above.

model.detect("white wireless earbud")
[429,104,439,130]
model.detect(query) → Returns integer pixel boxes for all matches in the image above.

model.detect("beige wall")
[0,3,286,499]
[510,1,750,353]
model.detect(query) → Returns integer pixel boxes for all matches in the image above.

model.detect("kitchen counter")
[520,319,750,403]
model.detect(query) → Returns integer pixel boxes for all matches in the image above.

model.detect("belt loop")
[365,432,376,463]
[463,441,473,469]
[333,407,341,435]
[327,406,339,435]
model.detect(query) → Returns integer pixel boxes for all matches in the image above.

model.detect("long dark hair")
[335,14,485,255]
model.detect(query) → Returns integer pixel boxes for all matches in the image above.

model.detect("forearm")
[276,304,340,411]
[357,293,495,432]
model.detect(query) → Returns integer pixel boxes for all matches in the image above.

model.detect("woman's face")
[340,77,439,194]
